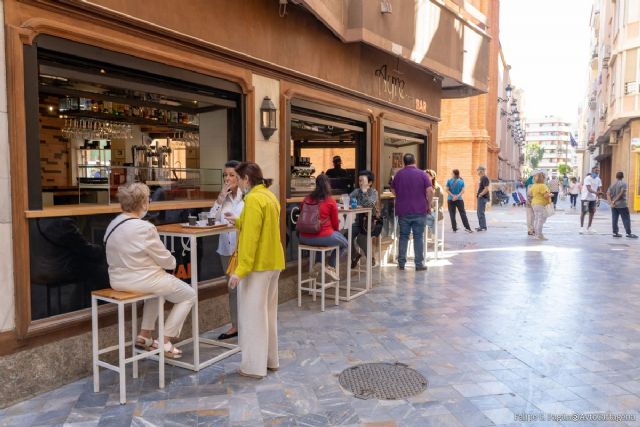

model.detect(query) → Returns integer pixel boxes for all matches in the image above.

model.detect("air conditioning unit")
[609,132,618,145]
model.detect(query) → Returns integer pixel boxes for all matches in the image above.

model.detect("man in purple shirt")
[390,153,433,271]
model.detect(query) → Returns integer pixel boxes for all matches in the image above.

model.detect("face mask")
[242,186,250,196]
[592,172,598,178]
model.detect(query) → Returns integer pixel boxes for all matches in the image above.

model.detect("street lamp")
[505,84,513,99]
[260,96,277,140]
[510,99,517,113]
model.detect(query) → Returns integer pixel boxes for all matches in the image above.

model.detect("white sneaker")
[579,227,585,234]
[537,235,548,241]
[325,266,340,281]
[587,228,597,235]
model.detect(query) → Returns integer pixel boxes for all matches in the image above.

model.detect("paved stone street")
[3,198,640,427]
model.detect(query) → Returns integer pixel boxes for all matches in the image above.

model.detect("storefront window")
[29,209,224,320]
[25,37,246,321]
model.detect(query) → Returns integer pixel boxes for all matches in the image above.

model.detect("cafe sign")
[374,64,428,114]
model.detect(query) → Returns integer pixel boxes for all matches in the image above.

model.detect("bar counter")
[25,200,216,218]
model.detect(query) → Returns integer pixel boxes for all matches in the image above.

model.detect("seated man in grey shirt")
[607,171,638,238]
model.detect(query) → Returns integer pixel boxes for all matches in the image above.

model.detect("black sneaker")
[397,265,405,270]
[465,228,473,233]
[626,234,639,239]
[613,233,622,238]
[351,253,362,269]
[415,265,428,271]
[475,227,487,232]
[452,229,458,233]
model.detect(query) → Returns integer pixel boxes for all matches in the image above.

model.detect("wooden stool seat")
[92,288,149,300]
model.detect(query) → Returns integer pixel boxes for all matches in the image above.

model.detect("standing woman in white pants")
[227,162,285,379]
[105,183,196,358]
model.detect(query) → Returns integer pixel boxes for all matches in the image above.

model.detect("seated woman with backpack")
[297,174,348,280]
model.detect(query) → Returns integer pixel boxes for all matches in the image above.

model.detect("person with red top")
[298,174,348,280]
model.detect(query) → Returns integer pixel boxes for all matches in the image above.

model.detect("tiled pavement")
[3,198,640,426]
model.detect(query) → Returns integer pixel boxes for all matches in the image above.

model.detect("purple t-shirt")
[391,166,432,216]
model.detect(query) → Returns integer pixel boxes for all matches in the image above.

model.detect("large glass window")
[26,37,246,320]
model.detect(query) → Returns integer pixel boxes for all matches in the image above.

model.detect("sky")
[500,0,593,124]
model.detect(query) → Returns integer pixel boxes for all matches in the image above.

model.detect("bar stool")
[297,244,340,312]
[91,289,166,404]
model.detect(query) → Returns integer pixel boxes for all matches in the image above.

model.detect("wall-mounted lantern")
[260,96,277,140]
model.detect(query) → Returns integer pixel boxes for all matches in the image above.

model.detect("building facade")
[438,0,523,209]
[0,0,492,406]
[580,0,640,208]
[525,117,578,178]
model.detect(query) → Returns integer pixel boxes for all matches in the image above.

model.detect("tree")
[526,143,544,169]
[558,163,572,176]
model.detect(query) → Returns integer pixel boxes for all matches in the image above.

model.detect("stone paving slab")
[2,198,640,426]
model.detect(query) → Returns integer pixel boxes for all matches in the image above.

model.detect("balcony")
[601,45,611,67]
[625,81,639,95]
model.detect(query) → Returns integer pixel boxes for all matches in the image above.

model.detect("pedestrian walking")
[579,166,602,234]
[445,169,473,233]
[548,175,560,209]
[475,165,490,231]
[390,153,433,271]
[227,162,285,379]
[210,160,243,340]
[529,172,552,240]
[607,171,638,239]
[524,171,537,235]
[568,177,580,209]
[562,174,570,197]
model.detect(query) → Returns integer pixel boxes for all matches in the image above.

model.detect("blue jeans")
[299,231,348,267]
[397,214,426,267]
[477,197,488,229]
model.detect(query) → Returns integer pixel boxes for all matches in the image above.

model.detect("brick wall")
[39,95,70,188]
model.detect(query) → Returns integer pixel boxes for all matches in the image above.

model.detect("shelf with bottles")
[59,96,199,132]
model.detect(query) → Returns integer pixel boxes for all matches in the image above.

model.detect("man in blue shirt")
[445,169,473,233]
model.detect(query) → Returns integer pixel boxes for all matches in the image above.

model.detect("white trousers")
[237,269,280,376]
[533,205,547,237]
[112,273,196,338]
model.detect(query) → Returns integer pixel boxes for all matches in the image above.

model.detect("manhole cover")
[338,362,428,400]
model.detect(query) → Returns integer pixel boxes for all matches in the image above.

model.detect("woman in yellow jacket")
[227,162,285,378]
[528,171,552,240]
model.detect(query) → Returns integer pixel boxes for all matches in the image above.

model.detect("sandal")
[135,335,154,350]
[153,339,183,359]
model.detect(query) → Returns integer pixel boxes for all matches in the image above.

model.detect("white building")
[525,116,578,177]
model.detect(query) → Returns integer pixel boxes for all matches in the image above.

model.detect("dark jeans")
[447,199,471,231]
[299,231,348,267]
[398,214,426,267]
[551,192,559,208]
[477,197,488,229]
[612,207,632,235]
[348,222,368,256]
[569,194,578,207]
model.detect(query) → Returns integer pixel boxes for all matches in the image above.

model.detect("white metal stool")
[297,244,340,311]
[91,289,166,404]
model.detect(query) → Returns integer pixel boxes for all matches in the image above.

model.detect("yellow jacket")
[234,184,285,278]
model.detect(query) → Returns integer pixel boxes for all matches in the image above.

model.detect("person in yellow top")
[528,171,552,240]
[226,162,284,379]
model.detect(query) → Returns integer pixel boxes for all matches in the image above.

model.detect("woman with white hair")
[104,183,196,358]
[528,172,552,240]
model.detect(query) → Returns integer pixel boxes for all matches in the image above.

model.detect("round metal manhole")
[338,362,428,400]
